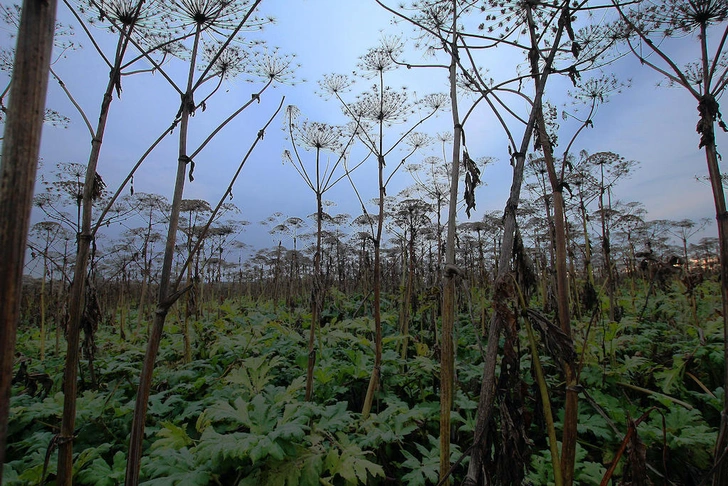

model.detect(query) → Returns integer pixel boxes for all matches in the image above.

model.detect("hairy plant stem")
[0,0,57,477]
[125,20,202,485]
[536,104,579,486]
[525,317,563,486]
[465,3,565,482]
[58,7,140,481]
[695,20,728,486]
[598,166,616,322]
[706,126,728,486]
[440,2,461,483]
[361,158,385,418]
[305,161,324,402]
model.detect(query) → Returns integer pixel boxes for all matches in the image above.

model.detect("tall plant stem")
[125,21,201,485]
[525,317,563,486]
[0,0,57,477]
[465,4,565,482]
[58,6,142,481]
[536,104,578,485]
[361,68,387,420]
[706,126,728,485]
[361,160,384,418]
[305,169,323,402]
[440,2,461,483]
[579,196,596,299]
[694,19,728,485]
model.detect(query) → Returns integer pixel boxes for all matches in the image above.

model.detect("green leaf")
[324,433,384,484]
[1,466,21,486]
[576,460,606,485]
[196,396,254,433]
[151,422,193,451]
[195,428,258,463]
[577,411,614,442]
[400,446,439,486]
[141,448,211,485]
[312,402,354,434]
[643,407,716,469]
[224,355,283,395]
[655,355,686,394]
[76,451,126,486]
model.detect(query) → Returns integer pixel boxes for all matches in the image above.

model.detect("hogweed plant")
[611,1,728,482]
[283,106,360,402]
[319,39,447,420]
[123,0,296,482]
[375,0,625,483]
[52,2,180,482]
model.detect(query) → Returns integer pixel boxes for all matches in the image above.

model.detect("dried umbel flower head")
[253,48,298,83]
[358,47,393,74]
[568,74,623,105]
[350,85,412,124]
[318,73,354,98]
[202,42,248,78]
[80,0,162,27]
[77,1,176,57]
[406,132,433,150]
[168,0,265,31]
[170,0,233,28]
[296,121,345,152]
[420,92,449,112]
[639,0,728,33]
[356,36,405,75]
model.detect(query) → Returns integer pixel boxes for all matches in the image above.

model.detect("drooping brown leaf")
[682,271,704,293]
[91,172,106,200]
[491,275,528,485]
[582,280,598,311]
[513,229,537,298]
[188,157,195,182]
[81,280,101,387]
[463,151,481,218]
[525,308,576,366]
[697,94,722,149]
[560,5,575,42]
[618,420,652,486]
[495,388,529,485]
[567,65,581,86]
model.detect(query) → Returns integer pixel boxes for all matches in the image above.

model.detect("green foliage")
[527,443,605,486]
[77,451,126,486]
[642,407,716,470]
[322,433,384,485]
[400,435,448,486]
[141,448,212,485]
[7,275,724,485]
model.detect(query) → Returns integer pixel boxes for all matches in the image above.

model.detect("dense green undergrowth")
[4,277,724,485]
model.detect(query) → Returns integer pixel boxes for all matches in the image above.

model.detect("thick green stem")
[305,189,323,402]
[525,318,563,486]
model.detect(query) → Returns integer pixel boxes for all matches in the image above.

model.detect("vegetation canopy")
[1,0,727,485]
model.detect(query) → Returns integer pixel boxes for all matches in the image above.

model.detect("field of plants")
[5,263,726,485]
[2,0,728,485]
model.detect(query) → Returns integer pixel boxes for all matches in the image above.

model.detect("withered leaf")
[463,151,481,218]
[525,308,576,366]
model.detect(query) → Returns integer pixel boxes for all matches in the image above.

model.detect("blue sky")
[2,0,724,263]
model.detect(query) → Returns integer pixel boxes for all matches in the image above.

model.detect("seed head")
[319,74,354,97]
